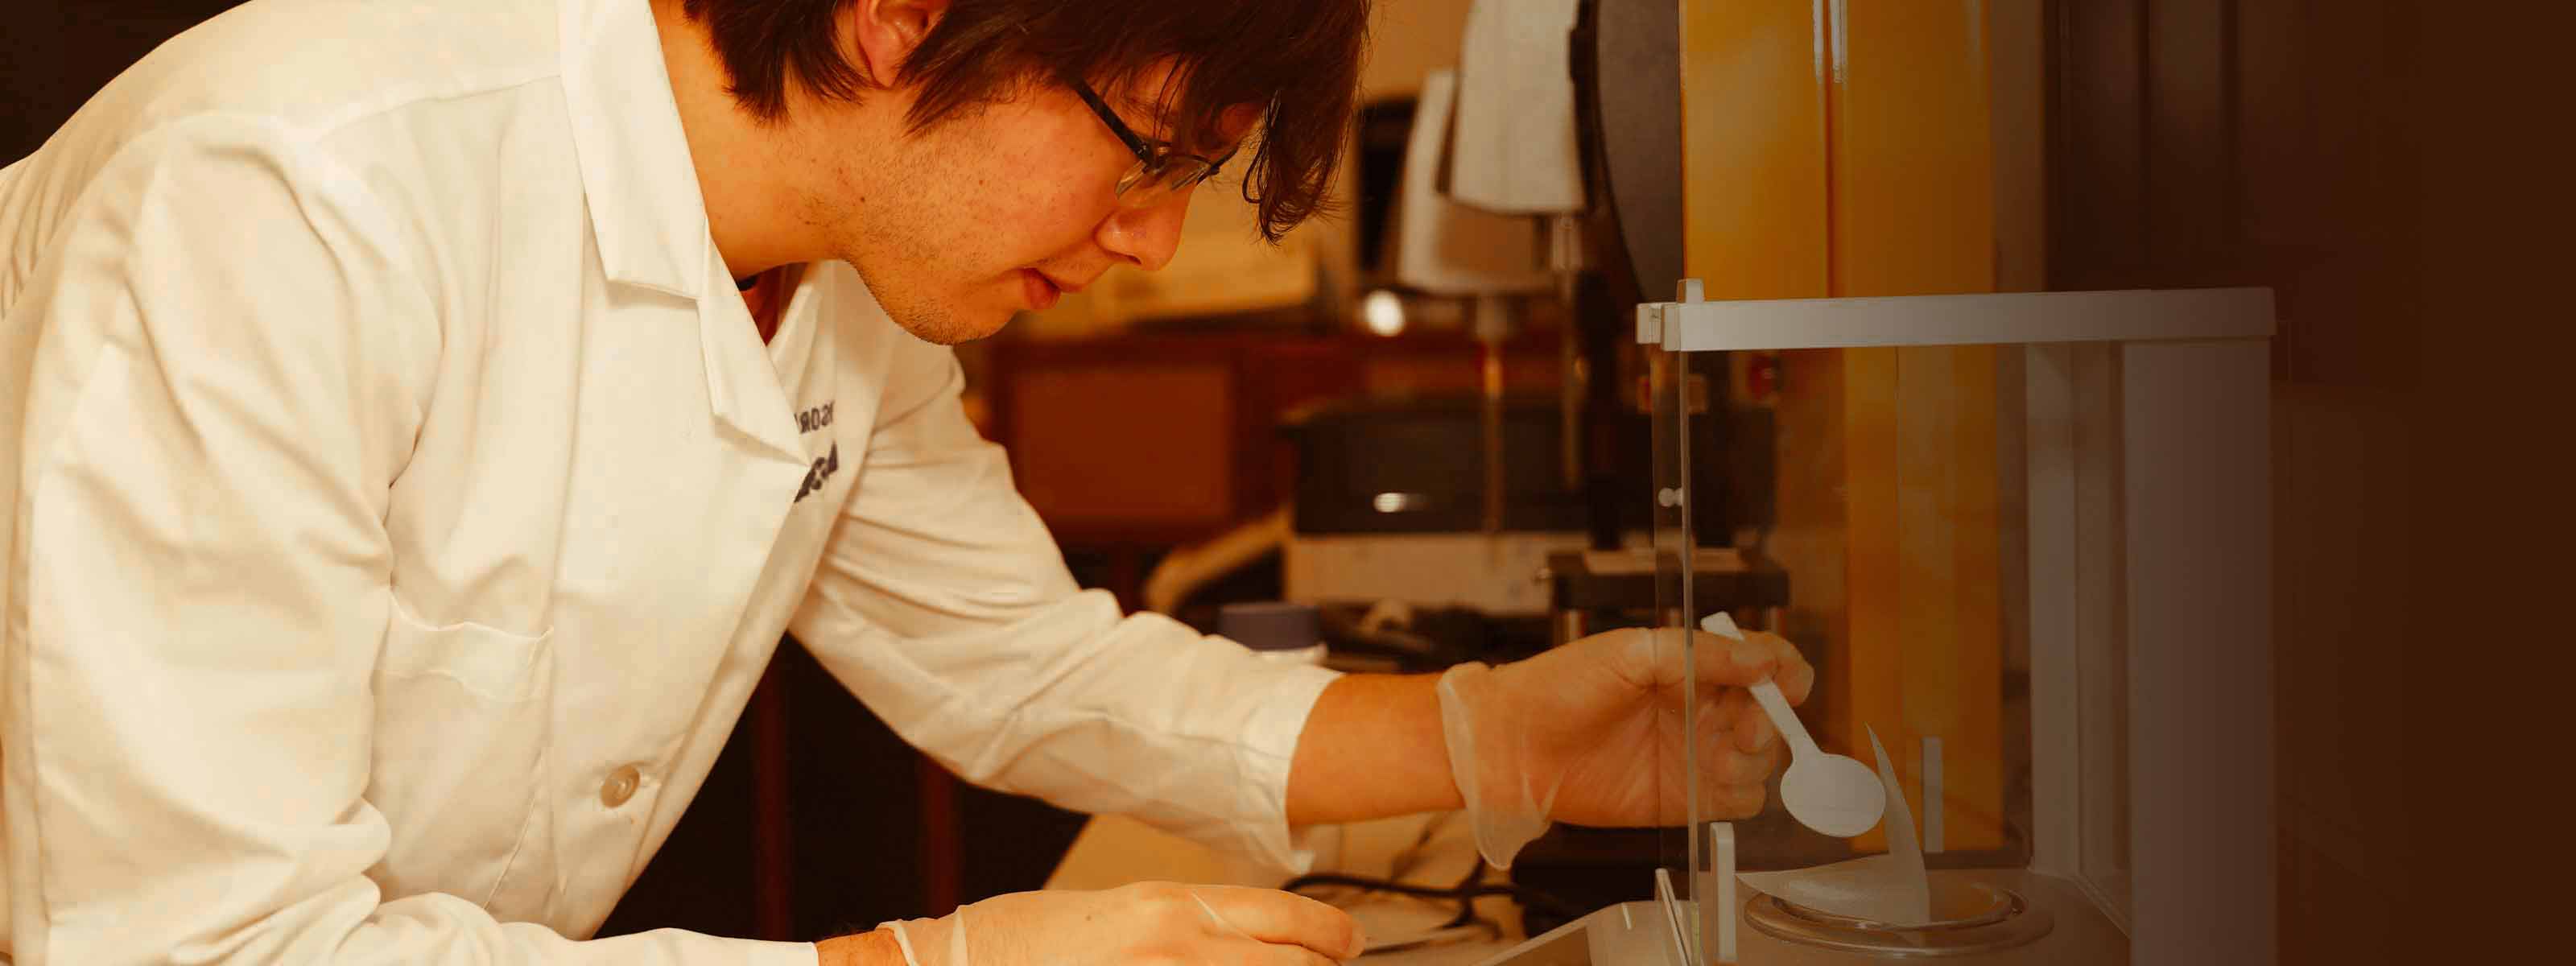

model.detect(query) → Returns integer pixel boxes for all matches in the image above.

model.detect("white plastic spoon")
[1700,613,1885,838]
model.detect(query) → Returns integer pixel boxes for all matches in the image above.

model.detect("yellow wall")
[1683,0,2009,852]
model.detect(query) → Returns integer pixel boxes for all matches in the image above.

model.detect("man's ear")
[846,0,951,88]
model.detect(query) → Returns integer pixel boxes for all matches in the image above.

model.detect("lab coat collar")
[558,0,711,300]
[558,0,810,464]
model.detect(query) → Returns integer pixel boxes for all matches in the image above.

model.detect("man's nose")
[1094,192,1191,272]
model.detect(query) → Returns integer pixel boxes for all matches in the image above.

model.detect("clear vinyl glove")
[1436,625,1814,868]
[878,881,1367,966]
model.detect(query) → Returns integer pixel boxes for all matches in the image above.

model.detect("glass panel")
[2056,341,2131,915]
[1872,344,2033,868]
[1650,341,2049,964]
[1648,341,1698,959]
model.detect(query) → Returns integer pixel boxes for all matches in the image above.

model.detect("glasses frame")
[1070,78,1239,208]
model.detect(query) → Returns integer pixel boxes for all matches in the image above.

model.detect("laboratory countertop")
[1044,816,2130,966]
[1046,811,1524,965]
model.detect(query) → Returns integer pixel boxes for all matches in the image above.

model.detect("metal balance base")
[1740,877,2053,957]
[1471,869,2122,965]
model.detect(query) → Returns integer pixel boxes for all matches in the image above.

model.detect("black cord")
[1279,871,1590,926]
[1434,856,1481,927]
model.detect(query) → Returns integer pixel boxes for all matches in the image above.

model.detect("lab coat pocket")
[365,595,557,916]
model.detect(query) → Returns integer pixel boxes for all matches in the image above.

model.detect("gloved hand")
[1437,625,1813,868]
[876,881,1367,966]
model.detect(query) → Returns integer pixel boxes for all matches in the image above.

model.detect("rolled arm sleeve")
[790,337,1338,870]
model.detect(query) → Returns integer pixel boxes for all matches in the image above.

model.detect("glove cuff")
[879,907,971,966]
[878,921,925,966]
[1436,662,1551,869]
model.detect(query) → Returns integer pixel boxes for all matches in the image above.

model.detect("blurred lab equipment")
[1273,391,1774,679]
[1290,0,1768,654]
[1279,395,1603,622]
[1387,0,1601,541]
[1392,64,1556,539]
[1220,601,1331,667]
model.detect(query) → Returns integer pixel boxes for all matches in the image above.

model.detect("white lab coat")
[0,1,1337,963]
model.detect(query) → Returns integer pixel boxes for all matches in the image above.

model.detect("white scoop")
[1700,613,1885,838]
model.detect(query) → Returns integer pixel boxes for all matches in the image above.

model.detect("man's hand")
[1438,625,1814,867]
[848,882,1366,966]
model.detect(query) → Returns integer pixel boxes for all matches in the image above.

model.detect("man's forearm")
[818,927,906,966]
[1284,673,1465,825]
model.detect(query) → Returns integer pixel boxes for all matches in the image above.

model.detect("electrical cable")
[1282,811,1586,950]
[1279,869,1590,927]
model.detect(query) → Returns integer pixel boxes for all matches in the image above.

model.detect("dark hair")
[677,0,1370,242]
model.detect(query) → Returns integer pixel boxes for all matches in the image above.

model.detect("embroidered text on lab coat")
[794,442,840,504]
[796,402,835,434]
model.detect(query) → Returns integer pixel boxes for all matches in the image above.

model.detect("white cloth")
[0,1,1339,964]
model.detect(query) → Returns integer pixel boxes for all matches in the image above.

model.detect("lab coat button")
[601,765,642,808]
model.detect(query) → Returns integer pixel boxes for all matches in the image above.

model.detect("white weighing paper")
[1733,726,1933,927]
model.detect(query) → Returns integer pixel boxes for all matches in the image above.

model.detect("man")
[0,1,1812,964]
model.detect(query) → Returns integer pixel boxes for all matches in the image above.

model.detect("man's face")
[791,63,1242,345]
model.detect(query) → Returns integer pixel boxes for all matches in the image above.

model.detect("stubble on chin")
[887,303,986,346]
[847,262,1009,347]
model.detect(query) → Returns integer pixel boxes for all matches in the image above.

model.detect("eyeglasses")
[1071,79,1239,210]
